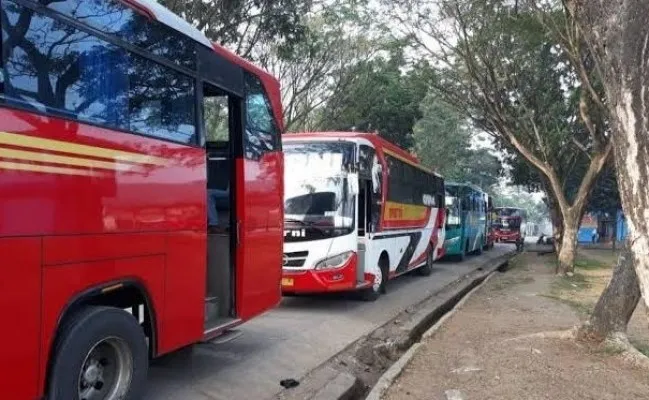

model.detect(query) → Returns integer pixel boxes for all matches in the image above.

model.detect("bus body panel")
[444,227,464,256]
[0,109,206,237]
[0,237,42,400]
[39,255,168,392]
[236,154,283,319]
[163,231,207,350]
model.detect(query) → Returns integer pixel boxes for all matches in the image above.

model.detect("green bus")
[443,182,488,260]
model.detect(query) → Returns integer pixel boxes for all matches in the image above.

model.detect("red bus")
[0,1,284,399]
[281,132,446,300]
[493,207,528,249]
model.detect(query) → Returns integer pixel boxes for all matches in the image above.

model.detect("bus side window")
[203,84,231,149]
[244,73,280,160]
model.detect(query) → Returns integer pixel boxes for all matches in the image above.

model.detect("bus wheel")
[418,249,434,276]
[48,306,148,400]
[360,258,388,301]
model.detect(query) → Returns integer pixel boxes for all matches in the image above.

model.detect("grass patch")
[506,255,528,271]
[574,257,609,271]
[551,273,590,292]
[539,294,595,316]
[491,275,534,291]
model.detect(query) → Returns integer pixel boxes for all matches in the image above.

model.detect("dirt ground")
[383,250,649,400]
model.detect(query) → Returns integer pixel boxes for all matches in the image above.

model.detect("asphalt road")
[146,244,515,400]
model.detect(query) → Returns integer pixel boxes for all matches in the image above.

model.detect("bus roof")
[132,0,212,48]
[129,0,284,131]
[283,131,441,177]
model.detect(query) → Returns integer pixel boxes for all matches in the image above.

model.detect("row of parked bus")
[279,133,528,301]
[0,1,527,398]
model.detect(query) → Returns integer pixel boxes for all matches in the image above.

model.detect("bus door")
[203,83,240,332]
[235,73,283,320]
[357,145,380,284]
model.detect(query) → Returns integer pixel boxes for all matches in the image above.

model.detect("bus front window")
[284,142,356,241]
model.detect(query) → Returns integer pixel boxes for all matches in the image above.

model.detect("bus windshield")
[494,208,525,230]
[494,217,521,229]
[284,142,356,240]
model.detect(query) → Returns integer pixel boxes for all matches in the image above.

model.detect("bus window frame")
[0,0,251,149]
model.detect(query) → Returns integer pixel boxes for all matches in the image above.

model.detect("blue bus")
[443,182,488,260]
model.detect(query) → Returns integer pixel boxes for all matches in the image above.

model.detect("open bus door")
[203,68,283,336]
[235,73,283,321]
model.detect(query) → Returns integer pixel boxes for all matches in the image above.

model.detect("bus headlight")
[315,251,354,270]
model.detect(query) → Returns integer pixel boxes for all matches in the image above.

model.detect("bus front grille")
[283,251,308,268]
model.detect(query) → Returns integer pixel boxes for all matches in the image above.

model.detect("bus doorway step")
[205,329,243,345]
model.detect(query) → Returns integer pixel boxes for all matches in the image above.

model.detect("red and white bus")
[0,1,284,399]
[281,132,445,300]
[493,207,528,249]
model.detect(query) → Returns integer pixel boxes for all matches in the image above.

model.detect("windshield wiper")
[284,218,328,233]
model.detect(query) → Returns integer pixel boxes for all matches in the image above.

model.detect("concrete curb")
[393,252,514,351]
[364,343,422,400]
[364,270,500,400]
[277,367,362,400]
[274,251,516,400]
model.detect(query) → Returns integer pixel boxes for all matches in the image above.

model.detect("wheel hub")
[78,337,133,400]
[83,362,102,386]
[372,268,382,291]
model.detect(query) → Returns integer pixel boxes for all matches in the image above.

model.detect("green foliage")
[267,2,378,130]
[316,49,434,148]
[413,93,502,188]
[159,0,310,57]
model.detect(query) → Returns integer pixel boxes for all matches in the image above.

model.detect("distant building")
[577,210,627,244]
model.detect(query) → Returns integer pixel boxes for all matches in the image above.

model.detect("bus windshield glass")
[494,208,524,230]
[284,142,356,240]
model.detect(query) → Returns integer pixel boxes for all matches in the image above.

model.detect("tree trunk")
[545,192,563,253]
[556,215,578,275]
[552,218,563,254]
[578,244,640,342]
[566,0,649,325]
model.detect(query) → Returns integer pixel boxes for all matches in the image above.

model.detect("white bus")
[281,132,446,301]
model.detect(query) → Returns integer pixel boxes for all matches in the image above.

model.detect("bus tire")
[418,248,434,276]
[361,257,389,301]
[48,306,148,400]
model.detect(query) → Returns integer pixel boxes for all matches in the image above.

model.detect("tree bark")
[577,244,640,342]
[557,220,577,275]
[566,0,649,323]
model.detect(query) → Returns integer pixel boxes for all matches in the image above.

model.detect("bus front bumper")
[281,255,360,294]
[495,233,521,242]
